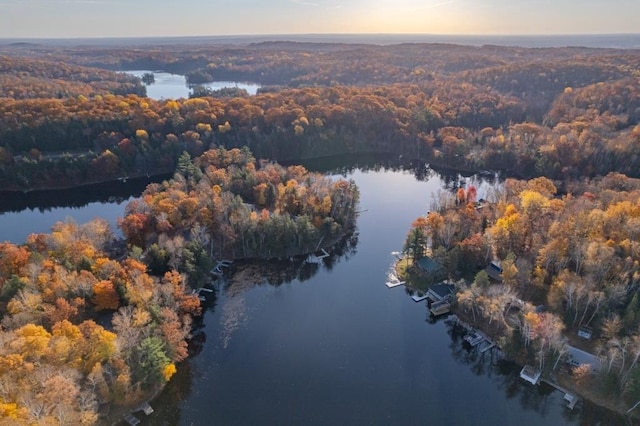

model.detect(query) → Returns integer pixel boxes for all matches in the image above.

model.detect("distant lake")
[123,70,261,100]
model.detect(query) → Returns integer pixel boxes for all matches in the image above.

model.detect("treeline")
[2,43,640,190]
[22,41,638,89]
[119,147,359,266]
[0,83,524,189]
[0,55,145,99]
[404,173,640,406]
[0,219,201,423]
[2,76,640,190]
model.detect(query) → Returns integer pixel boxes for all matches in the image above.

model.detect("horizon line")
[2,32,640,41]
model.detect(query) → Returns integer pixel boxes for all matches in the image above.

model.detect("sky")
[0,0,638,38]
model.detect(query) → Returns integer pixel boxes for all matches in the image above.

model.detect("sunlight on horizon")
[0,0,638,37]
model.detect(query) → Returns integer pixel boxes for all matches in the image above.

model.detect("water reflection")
[212,232,359,349]
[0,173,170,214]
[440,317,630,425]
[291,152,503,189]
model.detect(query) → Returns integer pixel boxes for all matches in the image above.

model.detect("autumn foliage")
[0,219,200,423]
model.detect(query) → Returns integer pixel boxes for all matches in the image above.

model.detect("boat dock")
[385,274,405,288]
[411,294,428,302]
[454,316,498,353]
[306,248,329,264]
[541,379,579,410]
[211,259,233,275]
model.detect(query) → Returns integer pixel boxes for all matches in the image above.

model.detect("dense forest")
[119,147,359,279]
[402,173,640,408]
[1,43,639,190]
[0,218,200,423]
[2,39,640,420]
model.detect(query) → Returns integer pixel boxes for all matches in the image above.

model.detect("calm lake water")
[123,70,261,100]
[0,159,625,425]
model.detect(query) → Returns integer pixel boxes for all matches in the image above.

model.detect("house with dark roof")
[427,282,455,303]
[485,260,503,282]
[416,256,447,282]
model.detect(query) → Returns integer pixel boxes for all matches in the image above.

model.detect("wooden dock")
[211,260,233,274]
[386,280,405,288]
[480,341,496,353]
[306,248,329,264]
[541,379,579,410]
[411,294,428,302]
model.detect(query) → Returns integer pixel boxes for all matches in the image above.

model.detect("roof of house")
[567,345,601,371]
[416,256,444,273]
[428,282,455,298]
[485,261,503,281]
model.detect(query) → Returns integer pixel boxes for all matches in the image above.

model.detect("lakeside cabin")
[567,345,601,373]
[416,256,447,282]
[427,282,455,303]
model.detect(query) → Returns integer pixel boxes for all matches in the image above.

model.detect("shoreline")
[0,149,506,195]
[395,260,637,421]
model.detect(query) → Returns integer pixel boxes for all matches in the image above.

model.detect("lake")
[123,70,261,100]
[0,159,624,425]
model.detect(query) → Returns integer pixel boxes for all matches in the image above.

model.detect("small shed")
[520,365,541,385]
[578,325,592,340]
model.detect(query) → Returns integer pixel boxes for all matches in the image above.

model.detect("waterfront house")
[566,345,601,373]
[427,282,455,303]
[416,256,446,281]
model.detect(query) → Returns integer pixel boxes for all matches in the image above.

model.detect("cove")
[0,160,623,424]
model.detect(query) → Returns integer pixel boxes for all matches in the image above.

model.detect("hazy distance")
[0,0,638,39]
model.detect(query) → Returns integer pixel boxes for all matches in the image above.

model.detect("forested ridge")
[1,42,639,190]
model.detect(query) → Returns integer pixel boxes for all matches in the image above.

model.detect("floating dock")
[541,379,579,410]
[306,248,330,264]
[386,280,405,288]
[411,294,428,302]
